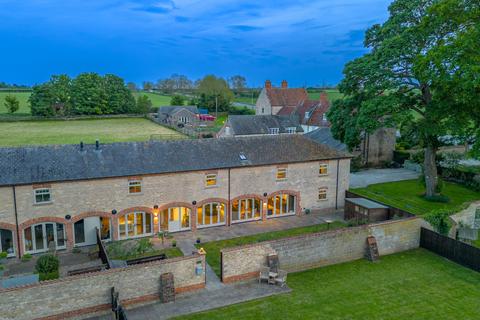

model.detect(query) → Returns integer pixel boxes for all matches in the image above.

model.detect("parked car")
[198,114,216,121]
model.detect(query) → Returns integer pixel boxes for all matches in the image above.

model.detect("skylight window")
[239,153,247,161]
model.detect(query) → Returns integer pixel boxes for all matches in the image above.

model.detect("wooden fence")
[420,227,480,272]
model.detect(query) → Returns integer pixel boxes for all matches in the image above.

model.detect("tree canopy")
[196,75,233,113]
[30,73,137,116]
[328,0,479,196]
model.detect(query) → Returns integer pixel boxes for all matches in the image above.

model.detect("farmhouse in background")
[0,135,351,258]
[255,80,330,132]
[253,80,395,166]
[217,115,303,138]
[157,105,199,125]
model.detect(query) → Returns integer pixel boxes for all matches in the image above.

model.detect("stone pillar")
[262,197,268,222]
[111,215,119,241]
[191,206,198,232]
[65,221,74,250]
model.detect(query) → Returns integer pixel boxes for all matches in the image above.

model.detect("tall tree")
[228,75,247,94]
[170,95,185,106]
[30,83,55,116]
[196,75,233,113]
[142,81,154,91]
[71,73,108,115]
[104,74,136,114]
[328,0,479,197]
[135,95,153,114]
[4,94,19,114]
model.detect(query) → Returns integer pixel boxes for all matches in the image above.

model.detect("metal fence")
[96,228,112,269]
[420,227,480,272]
[111,287,128,320]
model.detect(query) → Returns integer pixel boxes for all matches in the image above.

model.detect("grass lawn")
[133,92,175,106]
[308,89,343,102]
[0,91,32,114]
[0,118,184,147]
[178,249,480,320]
[351,179,480,216]
[195,221,346,277]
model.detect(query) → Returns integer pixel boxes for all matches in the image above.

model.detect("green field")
[178,249,480,320]
[0,91,32,114]
[133,92,176,106]
[308,89,343,102]
[195,221,346,277]
[0,118,184,147]
[351,179,480,216]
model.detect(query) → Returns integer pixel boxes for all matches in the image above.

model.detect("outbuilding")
[344,198,389,222]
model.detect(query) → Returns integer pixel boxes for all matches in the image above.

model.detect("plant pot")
[196,239,201,244]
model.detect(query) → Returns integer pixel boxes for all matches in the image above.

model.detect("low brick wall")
[0,254,206,320]
[221,218,421,283]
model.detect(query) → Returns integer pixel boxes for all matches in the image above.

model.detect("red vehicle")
[198,114,216,121]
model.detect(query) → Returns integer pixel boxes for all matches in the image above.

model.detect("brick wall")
[0,254,206,320]
[221,217,421,283]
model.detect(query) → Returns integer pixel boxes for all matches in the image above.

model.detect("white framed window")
[231,198,262,222]
[23,222,66,254]
[267,194,296,217]
[34,188,51,204]
[276,168,287,180]
[268,128,279,135]
[128,180,142,194]
[118,212,153,239]
[286,127,296,134]
[318,188,328,200]
[319,163,328,175]
[197,203,226,227]
[205,174,217,187]
[322,113,327,121]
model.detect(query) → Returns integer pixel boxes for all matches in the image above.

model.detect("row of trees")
[328,0,479,197]
[136,74,248,95]
[30,73,152,116]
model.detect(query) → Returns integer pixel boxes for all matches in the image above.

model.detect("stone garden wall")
[0,254,206,320]
[221,217,421,283]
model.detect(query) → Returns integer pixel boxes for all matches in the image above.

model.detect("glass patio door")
[24,223,66,254]
[0,229,14,256]
[161,207,191,232]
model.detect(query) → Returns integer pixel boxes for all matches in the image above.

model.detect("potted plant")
[196,237,201,244]
[0,252,7,264]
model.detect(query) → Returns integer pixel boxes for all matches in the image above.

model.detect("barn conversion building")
[0,135,351,257]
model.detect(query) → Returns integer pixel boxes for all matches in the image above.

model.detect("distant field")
[0,118,184,147]
[133,92,175,106]
[308,89,343,102]
[0,91,32,114]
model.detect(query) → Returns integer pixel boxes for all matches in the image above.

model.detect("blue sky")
[0,0,392,87]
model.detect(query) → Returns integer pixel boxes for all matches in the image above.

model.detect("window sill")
[318,174,329,177]
[205,185,218,189]
[33,201,54,206]
[317,198,328,201]
[276,178,287,182]
[128,192,144,196]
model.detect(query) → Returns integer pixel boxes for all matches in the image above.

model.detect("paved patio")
[172,210,344,244]
[350,168,420,188]
[3,249,103,278]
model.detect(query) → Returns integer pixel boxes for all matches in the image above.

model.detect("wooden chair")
[275,269,287,287]
[259,266,270,284]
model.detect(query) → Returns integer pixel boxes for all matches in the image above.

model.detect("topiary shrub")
[35,254,59,281]
[21,253,32,262]
[424,209,452,235]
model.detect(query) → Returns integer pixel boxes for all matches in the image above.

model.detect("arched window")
[197,202,226,228]
[267,194,296,217]
[24,222,66,254]
[118,212,152,240]
[0,228,14,257]
[160,207,191,232]
[231,198,261,223]
[74,217,111,246]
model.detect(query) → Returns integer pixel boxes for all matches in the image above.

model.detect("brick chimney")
[281,80,288,88]
[265,80,272,89]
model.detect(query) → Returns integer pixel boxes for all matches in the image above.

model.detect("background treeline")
[30,73,151,116]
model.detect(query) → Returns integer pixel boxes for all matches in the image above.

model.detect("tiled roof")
[266,88,308,107]
[0,135,350,186]
[304,127,348,152]
[227,115,304,135]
